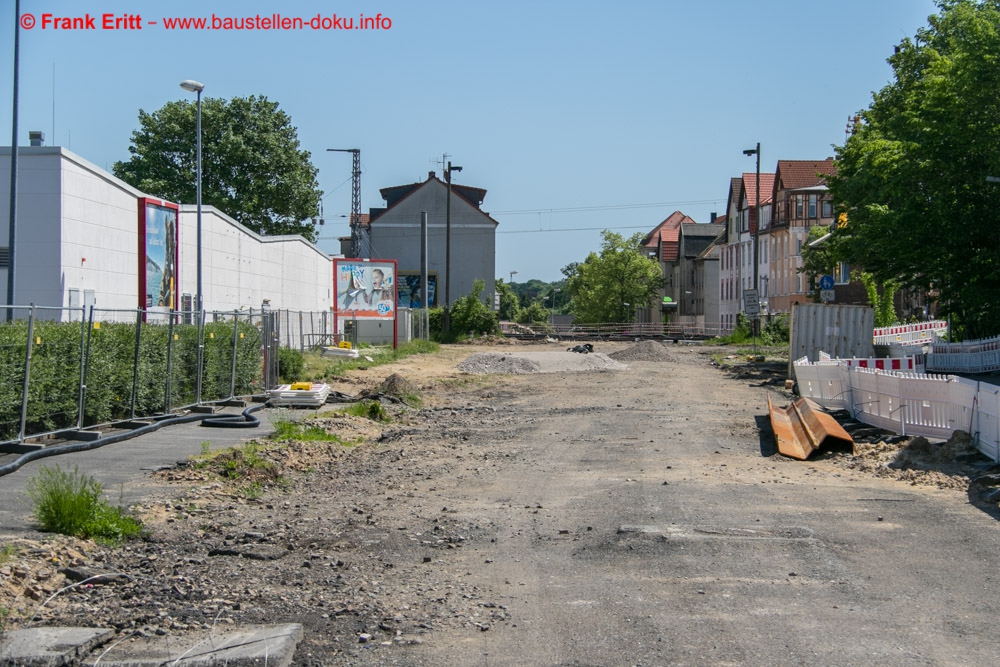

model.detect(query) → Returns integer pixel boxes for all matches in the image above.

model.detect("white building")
[0,146,332,319]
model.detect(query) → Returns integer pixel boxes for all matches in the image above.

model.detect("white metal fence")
[794,356,999,461]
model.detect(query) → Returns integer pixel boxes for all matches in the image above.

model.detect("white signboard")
[743,289,760,316]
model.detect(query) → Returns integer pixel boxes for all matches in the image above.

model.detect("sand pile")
[457,353,543,374]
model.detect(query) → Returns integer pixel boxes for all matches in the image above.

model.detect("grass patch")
[301,339,440,381]
[269,412,348,443]
[343,400,391,423]
[25,465,144,544]
[0,544,18,566]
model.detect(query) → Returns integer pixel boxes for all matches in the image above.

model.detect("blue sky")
[1,0,939,282]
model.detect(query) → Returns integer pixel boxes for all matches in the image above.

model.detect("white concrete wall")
[1,147,333,318]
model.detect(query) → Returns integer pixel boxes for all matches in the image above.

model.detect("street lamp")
[743,142,761,334]
[180,79,205,314]
[509,270,518,284]
[550,288,561,326]
[444,161,462,333]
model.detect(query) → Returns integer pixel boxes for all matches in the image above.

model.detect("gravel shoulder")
[2,341,1000,665]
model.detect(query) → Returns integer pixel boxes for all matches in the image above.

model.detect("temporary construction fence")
[0,305,280,448]
[817,350,926,374]
[873,320,948,347]
[925,334,1000,374]
[793,355,999,462]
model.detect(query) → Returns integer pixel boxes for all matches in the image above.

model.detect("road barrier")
[925,335,1000,374]
[794,355,999,461]
[873,320,948,347]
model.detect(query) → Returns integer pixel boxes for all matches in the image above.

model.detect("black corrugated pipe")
[0,402,268,478]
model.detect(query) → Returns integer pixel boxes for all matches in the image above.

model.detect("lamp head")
[743,148,758,156]
[180,80,205,93]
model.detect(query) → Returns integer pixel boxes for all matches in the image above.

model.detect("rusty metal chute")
[767,395,854,460]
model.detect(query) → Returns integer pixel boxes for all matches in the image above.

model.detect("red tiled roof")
[774,159,836,191]
[350,213,371,227]
[742,172,776,206]
[642,211,697,263]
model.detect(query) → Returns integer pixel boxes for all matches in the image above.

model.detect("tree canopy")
[827,0,1000,338]
[565,231,664,323]
[114,95,322,242]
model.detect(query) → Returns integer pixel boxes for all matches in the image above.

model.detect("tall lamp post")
[550,288,561,326]
[509,270,517,284]
[180,80,205,314]
[743,142,761,334]
[444,160,462,333]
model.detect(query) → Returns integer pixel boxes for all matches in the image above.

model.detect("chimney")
[709,212,717,223]
[428,171,436,179]
[29,131,45,147]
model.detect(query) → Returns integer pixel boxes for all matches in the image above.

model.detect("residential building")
[349,171,498,309]
[719,172,775,330]
[677,219,725,322]
[766,159,836,313]
[640,210,697,321]
[691,231,723,335]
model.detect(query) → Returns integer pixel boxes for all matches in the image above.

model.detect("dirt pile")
[609,340,675,362]
[378,373,415,397]
[457,353,543,374]
[841,431,982,490]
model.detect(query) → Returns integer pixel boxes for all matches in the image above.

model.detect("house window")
[795,195,803,219]
[796,239,803,255]
[822,199,833,218]
[834,261,851,284]
[808,195,817,219]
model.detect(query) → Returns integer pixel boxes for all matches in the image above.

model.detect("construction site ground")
[2,341,999,666]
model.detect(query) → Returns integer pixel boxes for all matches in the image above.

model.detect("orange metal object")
[767,395,854,460]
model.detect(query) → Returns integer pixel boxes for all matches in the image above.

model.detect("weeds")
[25,465,144,544]
[0,544,18,566]
[301,339,440,381]
[270,413,346,443]
[344,400,391,423]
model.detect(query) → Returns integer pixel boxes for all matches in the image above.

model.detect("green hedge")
[0,318,263,441]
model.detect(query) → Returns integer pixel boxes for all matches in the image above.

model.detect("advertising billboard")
[138,198,179,314]
[334,259,397,320]
[398,273,437,309]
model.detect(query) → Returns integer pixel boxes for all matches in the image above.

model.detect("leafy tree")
[858,270,900,328]
[114,95,322,242]
[494,278,521,321]
[828,0,1000,338]
[442,279,498,340]
[516,300,550,325]
[799,225,835,302]
[566,231,664,323]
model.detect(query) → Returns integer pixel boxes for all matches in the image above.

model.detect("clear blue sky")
[1,0,939,282]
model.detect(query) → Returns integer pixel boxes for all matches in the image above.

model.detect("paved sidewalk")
[0,407,280,537]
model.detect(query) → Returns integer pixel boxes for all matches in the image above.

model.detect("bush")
[430,279,499,342]
[26,464,144,543]
[278,347,304,383]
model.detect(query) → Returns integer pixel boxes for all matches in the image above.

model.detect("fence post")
[299,311,304,353]
[309,311,315,350]
[79,306,96,429]
[229,312,239,400]
[75,306,87,430]
[17,305,36,443]
[165,312,175,413]
[195,309,205,405]
[129,308,142,420]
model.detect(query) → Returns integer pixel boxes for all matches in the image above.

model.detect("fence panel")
[974,381,1000,462]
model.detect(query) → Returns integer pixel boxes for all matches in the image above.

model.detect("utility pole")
[327,148,362,257]
[6,0,21,319]
[743,142,761,335]
[443,159,462,333]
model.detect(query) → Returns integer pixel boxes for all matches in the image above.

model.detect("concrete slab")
[0,626,114,666]
[84,623,303,667]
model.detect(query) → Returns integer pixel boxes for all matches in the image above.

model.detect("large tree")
[566,231,664,323]
[114,95,322,242]
[828,0,1000,338]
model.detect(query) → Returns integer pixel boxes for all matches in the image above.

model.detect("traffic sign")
[819,274,834,291]
[743,289,760,316]
[821,289,835,303]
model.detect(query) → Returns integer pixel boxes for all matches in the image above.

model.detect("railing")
[0,305,277,448]
[794,355,999,461]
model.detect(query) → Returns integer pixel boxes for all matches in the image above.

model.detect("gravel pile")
[609,340,675,362]
[458,351,627,374]
[457,353,543,374]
